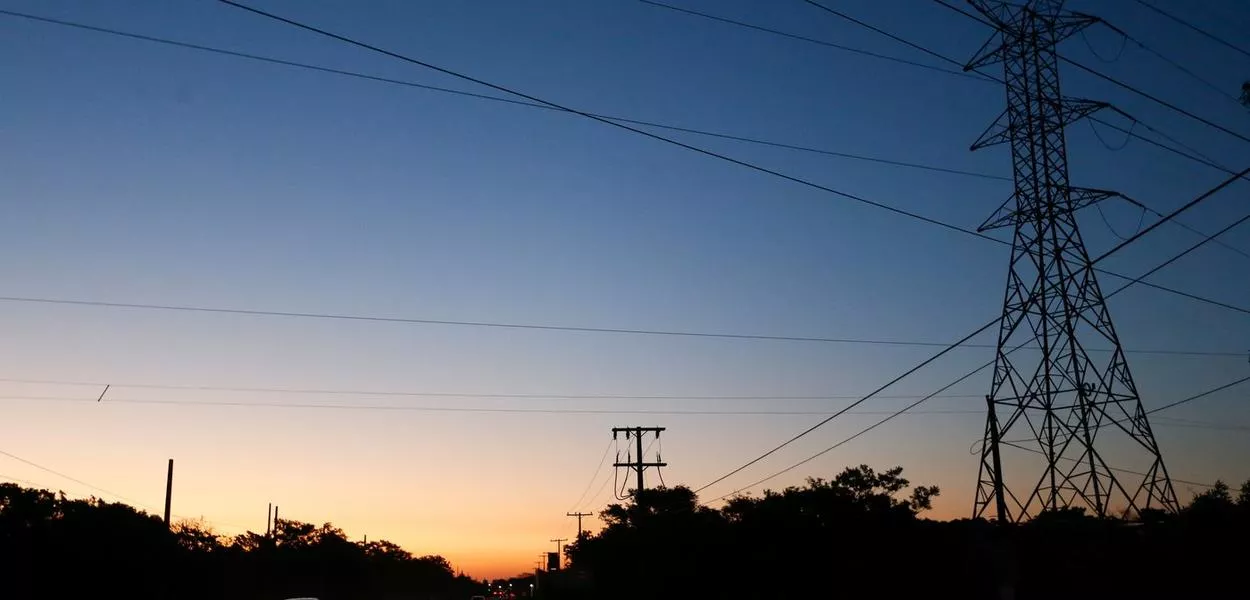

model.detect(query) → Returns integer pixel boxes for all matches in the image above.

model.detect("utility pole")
[962,0,1178,522]
[611,427,666,497]
[163,459,173,527]
[566,512,592,538]
[550,538,567,569]
[266,503,272,537]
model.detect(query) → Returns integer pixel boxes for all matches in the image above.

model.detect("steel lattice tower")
[964,0,1179,521]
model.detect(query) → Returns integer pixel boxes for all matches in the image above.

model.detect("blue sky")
[1,0,1248,577]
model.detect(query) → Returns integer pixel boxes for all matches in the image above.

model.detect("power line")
[0,448,157,509]
[7,391,1243,421]
[694,165,1250,496]
[799,0,976,73]
[634,0,992,82]
[0,451,253,533]
[0,377,996,400]
[1086,117,1250,265]
[10,8,1246,299]
[1098,20,1245,107]
[211,1,1006,245]
[0,8,1006,183]
[1146,374,1250,415]
[586,462,618,508]
[4,373,1242,402]
[0,393,988,416]
[693,317,1002,494]
[706,343,1003,503]
[1151,420,1250,433]
[1102,208,1250,292]
[1106,274,1250,316]
[0,472,44,487]
[1130,0,1250,61]
[930,0,993,28]
[1061,55,1250,146]
[1152,415,1250,433]
[3,295,998,345]
[998,440,1216,490]
[0,297,1243,354]
[1101,107,1236,176]
[569,440,614,510]
[991,426,1235,497]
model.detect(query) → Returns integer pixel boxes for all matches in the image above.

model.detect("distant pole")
[566,512,592,538]
[550,538,567,568]
[266,503,272,537]
[273,505,279,533]
[163,459,173,526]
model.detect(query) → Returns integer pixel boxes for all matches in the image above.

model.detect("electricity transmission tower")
[964,0,1179,521]
[611,427,666,497]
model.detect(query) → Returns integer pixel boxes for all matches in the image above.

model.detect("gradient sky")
[1,0,1248,579]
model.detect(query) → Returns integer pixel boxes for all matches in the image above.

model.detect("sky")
[1,0,1249,579]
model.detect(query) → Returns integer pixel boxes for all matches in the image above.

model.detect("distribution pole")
[163,459,173,526]
[611,427,666,497]
[550,538,567,566]
[963,0,1178,521]
[266,503,272,537]
[566,512,592,538]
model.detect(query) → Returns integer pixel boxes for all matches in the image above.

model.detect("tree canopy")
[559,466,1250,600]
[0,483,482,600]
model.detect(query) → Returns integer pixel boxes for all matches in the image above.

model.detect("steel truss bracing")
[965,0,1179,522]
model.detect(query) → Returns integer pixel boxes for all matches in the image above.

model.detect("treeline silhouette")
[0,483,484,600]
[4,467,1247,600]
[560,465,1250,600]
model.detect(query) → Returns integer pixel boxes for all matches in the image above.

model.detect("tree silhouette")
[561,469,1250,599]
[6,470,1250,600]
[0,482,483,600]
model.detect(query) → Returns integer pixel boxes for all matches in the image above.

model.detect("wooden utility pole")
[163,459,174,526]
[566,512,592,538]
[611,427,666,496]
[266,503,272,537]
[550,538,567,569]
